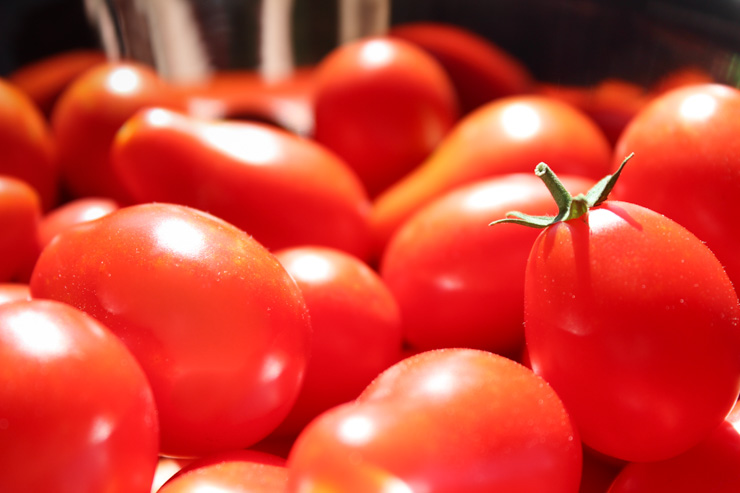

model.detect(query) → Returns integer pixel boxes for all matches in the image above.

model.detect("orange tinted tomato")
[0,176,42,282]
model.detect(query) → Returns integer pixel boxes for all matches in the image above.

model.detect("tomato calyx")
[489,152,634,228]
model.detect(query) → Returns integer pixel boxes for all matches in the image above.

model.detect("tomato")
[612,83,740,290]
[0,79,58,210]
[371,95,612,256]
[389,21,533,114]
[30,203,311,457]
[0,176,42,283]
[38,197,119,249]
[0,284,31,304]
[270,246,403,437]
[0,299,159,493]
[152,458,191,493]
[158,450,287,493]
[51,62,182,202]
[312,36,459,197]
[286,348,582,493]
[9,50,106,116]
[380,173,594,357]
[111,108,373,260]
[522,197,740,461]
[606,420,740,492]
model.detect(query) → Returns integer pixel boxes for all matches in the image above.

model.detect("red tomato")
[612,83,740,291]
[371,95,612,256]
[9,50,107,116]
[51,62,182,202]
[286,349,582,493]
[0,176,42,282]
[158,450,287,493]
[313,36,459,197]
[389,21,533,113]
[0,284,31,305]
[0,79,58,210]
[380,173,594,356]
[112,108,373,260]
[0,299,159,493]
[30,203,311,457]
[270,246,403,437]
[607,420,740,492]
[524,200,740,461]
[152,457,192,493]
[38,197,119,249]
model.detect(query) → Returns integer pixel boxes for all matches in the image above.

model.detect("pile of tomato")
[1,20,740,493]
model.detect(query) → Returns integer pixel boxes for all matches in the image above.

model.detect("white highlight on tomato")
[106,66,141,95]
[422,370,456,396]
[155,218,207,257]
[89,416,114,444]
[7,310,72,358]
[284,253,335,283]
[338,415,375,445]
[462,182,535,211]
[146,108,178,128]
[500,103,542,140]
[201,123,282,165]
[679,93,717,121]
[360,39,394,67]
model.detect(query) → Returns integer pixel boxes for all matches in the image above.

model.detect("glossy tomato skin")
[38,197,119,249]
[0,79,58,210]
[0,176,42,283]
[524,201,740,462]
[607,420,740,492]
[389,21,533,113]
[371,95,612,256]
[270,246,403,437]
[51,62,182,202]
[112,108,373,260]
[0,299,159,493]
[0,284,31,304]
[612,83,740,290]
[158,450,287,493]
[380,173,594,356]
[30,203,311,457]
[313,36,459,197]
[287,349,582,493]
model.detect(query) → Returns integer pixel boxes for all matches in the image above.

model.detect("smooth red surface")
[0,299,159,493]
[525,201,740,462]
[0,177,42,282]
[38,197,119,249]
[287,349,582,493]
[30,203,311,457]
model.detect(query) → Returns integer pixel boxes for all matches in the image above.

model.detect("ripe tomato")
[38,197,119,249]
[607,419,740,492]
[0,78,58,210]
[0,176,42,283]
[51,62,182,202]
[286,349,582,493]
[313,36,459,197]
[380,173,594,357]
[389,21,533,113]
[612,83,740,290]
[0,284,31,304]
[158,450,287,493]
[0,299,159,493]
[9,50,106,116]
[30,203,311,457]
[523,199,740,461]
[270,246,403,437]
[371,95,612,256]
[112,108,373,260]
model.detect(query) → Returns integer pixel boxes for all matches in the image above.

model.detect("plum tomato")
[286,348,582,493]
[312,36,459,197]
[380,173,594,357]
[51,62,182,202]
[112,108,373,260]
[270,246,403,437]
[370,94,612,257]
[30,203,311,458]
[0,79,58,210]
[0,299,159,493]
[612,83,740,291]
[38,197,119,249]
[0,176,42,283]
[507,162,740,462]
